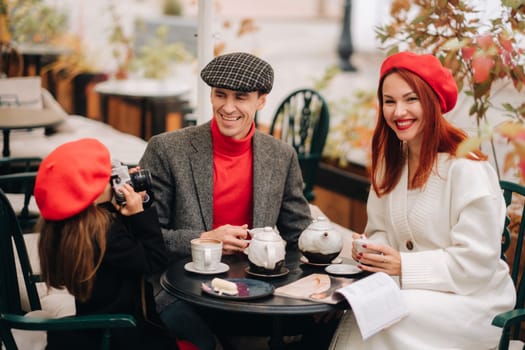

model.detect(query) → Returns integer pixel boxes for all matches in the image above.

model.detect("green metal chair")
[0,157,42,232]
[492,180,525,349]
[269,88,330,202]
[0,188,136,350]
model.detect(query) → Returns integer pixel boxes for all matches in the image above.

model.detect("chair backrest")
[499,180,525,339]
[0,157,41,174]
[269,88,330,201]
[0,188,138,350]
[0,188,42,318]
[500,181,525,300]
[0,157,42,232]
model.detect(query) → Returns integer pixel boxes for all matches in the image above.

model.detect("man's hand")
[201,224,250,255]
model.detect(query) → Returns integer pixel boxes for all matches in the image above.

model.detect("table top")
[94,79,191,99]
[161,249,350,316]
[0,108,65,129]
[16,43,72,57]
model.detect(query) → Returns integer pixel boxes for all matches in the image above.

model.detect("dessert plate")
[184,262,229,275]
[201,278,274,300]
[300,255,343,267]
[244,266,290,278]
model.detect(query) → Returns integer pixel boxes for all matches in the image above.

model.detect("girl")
[35,138,178,350]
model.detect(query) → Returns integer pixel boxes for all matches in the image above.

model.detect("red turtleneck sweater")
[211,119,254,228]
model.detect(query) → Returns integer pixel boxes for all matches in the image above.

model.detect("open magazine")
[275,272,408,339]
[274,273,353,304]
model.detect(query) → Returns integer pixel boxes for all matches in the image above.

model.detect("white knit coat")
[330,154,515,350]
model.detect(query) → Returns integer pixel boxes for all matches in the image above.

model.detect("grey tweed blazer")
[139,121,312,256]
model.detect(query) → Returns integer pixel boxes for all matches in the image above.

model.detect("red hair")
[371,69,486,197]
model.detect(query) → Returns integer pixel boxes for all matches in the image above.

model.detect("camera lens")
[130,169,152,192]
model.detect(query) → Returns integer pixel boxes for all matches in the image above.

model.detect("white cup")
[191,238,223,271]
[354,238,380,254]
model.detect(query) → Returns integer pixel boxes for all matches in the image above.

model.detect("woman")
[330,52,515,349]
[35,138,178,350]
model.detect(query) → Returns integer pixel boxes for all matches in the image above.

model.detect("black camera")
[110,160,152,205]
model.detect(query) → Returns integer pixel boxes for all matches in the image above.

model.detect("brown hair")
[38,205,111,302]
[371,69,486,197]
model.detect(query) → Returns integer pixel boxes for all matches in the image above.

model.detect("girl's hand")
[127,166,150,203]
[114,183,144,216]
[129,166,140,174]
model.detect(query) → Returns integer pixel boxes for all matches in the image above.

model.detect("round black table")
[161,249,349,349]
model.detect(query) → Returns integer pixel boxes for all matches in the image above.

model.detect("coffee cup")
[191,238,223,271]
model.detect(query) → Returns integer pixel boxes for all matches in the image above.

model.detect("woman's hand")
[354,238,402,276]
[201,224,250,255]
[351,232,365,261]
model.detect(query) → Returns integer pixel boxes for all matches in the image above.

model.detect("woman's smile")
[394,118,416,131]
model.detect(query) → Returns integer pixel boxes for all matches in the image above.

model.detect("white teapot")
[298,216,343,264]
[244,226,286,274]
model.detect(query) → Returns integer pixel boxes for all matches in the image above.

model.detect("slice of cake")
[211,278,238,296]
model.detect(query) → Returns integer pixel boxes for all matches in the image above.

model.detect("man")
[139,52,313,349]
[140,51,312,256]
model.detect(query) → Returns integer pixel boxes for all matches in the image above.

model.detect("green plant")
[376,0,525,179]
[313,65,377,168]
[8,0,67,44]
[498,121,525,182]
[128,25,192,80]
[40,33,101,82]
[163,0,183,16]
[107,1,133,79]
[323,89,376,168]
[0,0,10,43]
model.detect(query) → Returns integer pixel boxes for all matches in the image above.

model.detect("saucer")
[184,262,230,275]
[244,266,290,278]
[300,255,343,267]
[325,263,362,276]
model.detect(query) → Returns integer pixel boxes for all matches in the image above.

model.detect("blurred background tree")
[163,0,183,16]
[107,0,134,79]
[0,0,10,43]
[129,24,193,79]
[8,0,68,44]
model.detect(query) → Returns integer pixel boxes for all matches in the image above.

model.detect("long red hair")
[371,69,486,197]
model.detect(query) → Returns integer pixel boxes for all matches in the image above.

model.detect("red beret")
[380,52,458,113]
[34,138,111,221]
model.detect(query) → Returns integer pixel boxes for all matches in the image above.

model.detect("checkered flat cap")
[200,52,274,94]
